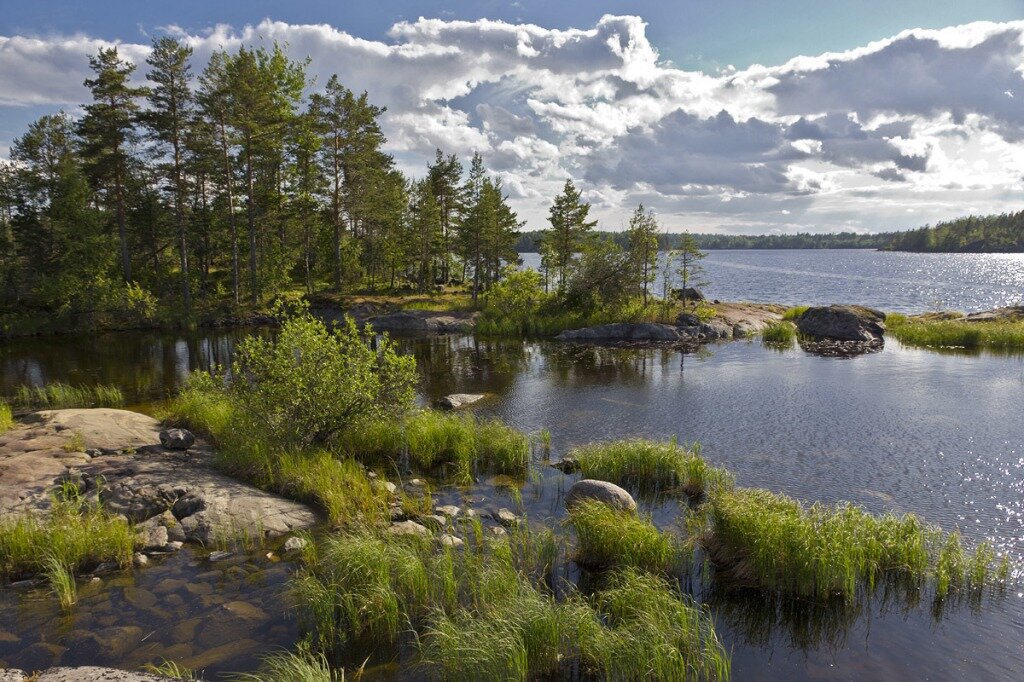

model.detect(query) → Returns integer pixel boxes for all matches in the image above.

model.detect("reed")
[0,401,13,433]
[888,318,1024,351]
[11,382,124,410]
[160,371,233,439]
[275,451,388,528]
[571,439,732,498]
[143,660,196,680]
[567,501,680,572]
[233,650,341,681]
[44,554,77,610]
[761,321,797,347]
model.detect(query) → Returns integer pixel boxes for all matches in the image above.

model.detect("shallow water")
[2,328,1024,678]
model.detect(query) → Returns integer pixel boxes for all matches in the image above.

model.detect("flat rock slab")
[436,393,486,410]
[368,310,477,334]
[1,669,172,682]
[0,409,318,543]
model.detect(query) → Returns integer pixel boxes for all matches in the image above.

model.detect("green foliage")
[0,401,13,433]
[761,321,798,347]
[887,317,1024,351]
[707,487,1006,602]
[159,370,233,438]
[231,303,417,448]
[482,266,546,320]
[884,210,1024,252]
[10,382,124,409]
[276,451,389,528]
[44,554,77,610]
[0,494,135,580]
[540,179,597,292]
[782,305,810,321]
[567,501,681,572]
[233,649,340,682]
[571,438,733,498]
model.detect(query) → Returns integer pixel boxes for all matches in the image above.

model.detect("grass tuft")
[0,401,13,433]
[571,438,732,498]
[44,554,77,610]
[10,382,124,409]
[567,500,681,572]
[761,321,797,347]
[232,649,341,681]
[781,305,809,321]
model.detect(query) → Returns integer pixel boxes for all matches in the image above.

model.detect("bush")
[483,267,546,319]
[230,302,417,449]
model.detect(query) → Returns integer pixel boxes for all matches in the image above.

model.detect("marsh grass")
[707,487,1007,602]
[44,554,77,610]
[144,660,197,679]
[341,411,528,484]
[11,382,124,409]
[781,305,809,321]
[571,439,732,498]
[0,496,134,581]
[0,401,13,433]
[568,501,681,572]
[277,451,388,528]
[233,649,341,681]
[761,321,798,348]
[61,431,86,453]
[887,317,1024,351]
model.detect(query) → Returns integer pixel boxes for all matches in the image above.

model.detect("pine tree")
[674,232,709,306]
[625,204,660,305]
[427,149,464,284]
[540,179,596,292]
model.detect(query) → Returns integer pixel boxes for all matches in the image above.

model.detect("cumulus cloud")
[2,16,1024,232]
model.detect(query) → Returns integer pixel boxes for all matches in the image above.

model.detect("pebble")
[132,552,149,567]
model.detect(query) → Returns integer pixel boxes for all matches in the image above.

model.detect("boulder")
[388,520,430,536]
[493,508,519,527]
[436,393,486,410]
[565,479,637,513]
[796,305,886,342]
[673,287,706,302]
[282,536,309,553]
[556,323,682,343]
[31,667,178,681]
[368,310,477,334]
[159,428,195,450]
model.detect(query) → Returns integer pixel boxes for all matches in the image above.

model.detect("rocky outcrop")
[556,323,683,343]
[565,479,637,512]
[368,310,477,334]
[0,410,318,544]
[436,393,486,410]
[0,668,173,682]
[796,305,886,342]
[964,305,1024,322]
[677,302,786,341]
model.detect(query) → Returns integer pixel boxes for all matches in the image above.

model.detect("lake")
[520,249,1024,313]
[2,248,1023,678]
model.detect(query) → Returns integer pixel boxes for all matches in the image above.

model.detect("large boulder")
[566,479,637,512]
[672,287,706,302]
[796,305,886,342]
[556,323,682,343]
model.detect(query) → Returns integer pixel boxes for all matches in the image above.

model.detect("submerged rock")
[556,323,682,343]
[797,305,886,343]
[493,508,519,527]
[159,428,195,450]
[282,536,309,553]
[565,479,637,512]
[388,520,430,536]
[436,393,486,410]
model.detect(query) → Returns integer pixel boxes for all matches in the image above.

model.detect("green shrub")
[11,382,124,409]
[567,501,680,572]
[571,438,732,498]
[782,305,809,321]
[0,401,13,433]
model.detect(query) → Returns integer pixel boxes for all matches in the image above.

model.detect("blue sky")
[2,2,1024,233]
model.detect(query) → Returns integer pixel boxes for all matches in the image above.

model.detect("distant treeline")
[881,211,1024,253]
[516,211,1024,253]
[514,230,888,252]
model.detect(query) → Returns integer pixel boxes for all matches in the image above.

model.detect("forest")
[880,211,1024,252]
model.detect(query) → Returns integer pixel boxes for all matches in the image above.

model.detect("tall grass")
[781,305,809,321]
[10,382,124,409]
[887,316,1024,351]
[0,496,135,581]
[567,501,681,572]
[44,554,77,610]
[0,400,13,433]
[233,649,341,681]
[341,410,529,483]
[159,370,233,439]
[276,451,388,528]
[475,299,668,338]
[761,321,797,348]
[707,487,1008,602]
[571,439,732,498]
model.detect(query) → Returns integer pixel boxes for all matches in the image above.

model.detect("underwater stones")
[493,508,519,527]
[435,504,460,518]
[132,552,148,568]
[566,479,637,513]
[158,428,195,450]
[436,393,486,410]
[797,305,886,343]
[388,520,430,536]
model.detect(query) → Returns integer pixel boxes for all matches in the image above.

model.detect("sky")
[2,1,1024,234]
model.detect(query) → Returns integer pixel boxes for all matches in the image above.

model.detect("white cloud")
[1,16,1024,233]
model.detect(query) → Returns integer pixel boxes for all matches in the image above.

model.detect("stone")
[556,323,682,343]
[282,536,309,553]
[159,428,195,450]
[368,310,477,334]
[0,671,26,682]
[420,514,447,531]
[167,541,183,551]
[566,479,637,513]
[673,286,706,302]
[436,393,486,410]
[30,669,170,682]
[132,552,149,568]
[207,550,233,562]
[388,520,430,536]
[435,504,460,518]
[378,481,397,495]
[493,508,519,527]
[135,523,168,550]
[489,526,507,537]
[439,533,464,548]
[796,305,886,342]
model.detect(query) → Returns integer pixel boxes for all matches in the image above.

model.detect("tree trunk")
[218,119,239,305]
[244,138,258,305]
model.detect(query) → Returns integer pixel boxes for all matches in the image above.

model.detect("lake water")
[521,249,1024,313]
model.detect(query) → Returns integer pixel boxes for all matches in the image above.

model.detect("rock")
[421,514,447,531]
[207,550,233,562]
[566,479,637,513]
[30,669,170,682]
[672,286,706,302]
[0,670,26,682]
[166,541,183,551]
[493,508,519,527]
[378,481,397,495]
[436,393,486,410]
[438,533,464,548]
[135,523,168,550]
[388,520,430,536]
[556,323,682,343]
[489,526,507,537]
[964,305,1024,323]
[435,504,460,518]
[796,305,886,342]
[159,428,195,450]
[132,552,149,568]
[368,310,477,334]
[550,458,579,474]
[282,536,309,553]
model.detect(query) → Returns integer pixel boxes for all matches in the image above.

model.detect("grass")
[475,299,673,338]
[567,500,681,573]
[706,487,1009,602]
[0,400,13,433]
[10,382,124,409]
[233,649,341,681]
[159,370,233,438]
[61,431,86,453]
[0,495,135,581]
[340,410,529,484]
[570,439,733,498]
[886,314,1024,351]
[276,451,389,528]
[144,660,197,680]
[295,527,729,680]
[44,554,77,610]
[761,321,798,347]
[781,305,810,321]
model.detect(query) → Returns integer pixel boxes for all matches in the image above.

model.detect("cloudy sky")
[2,1,1024,234]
